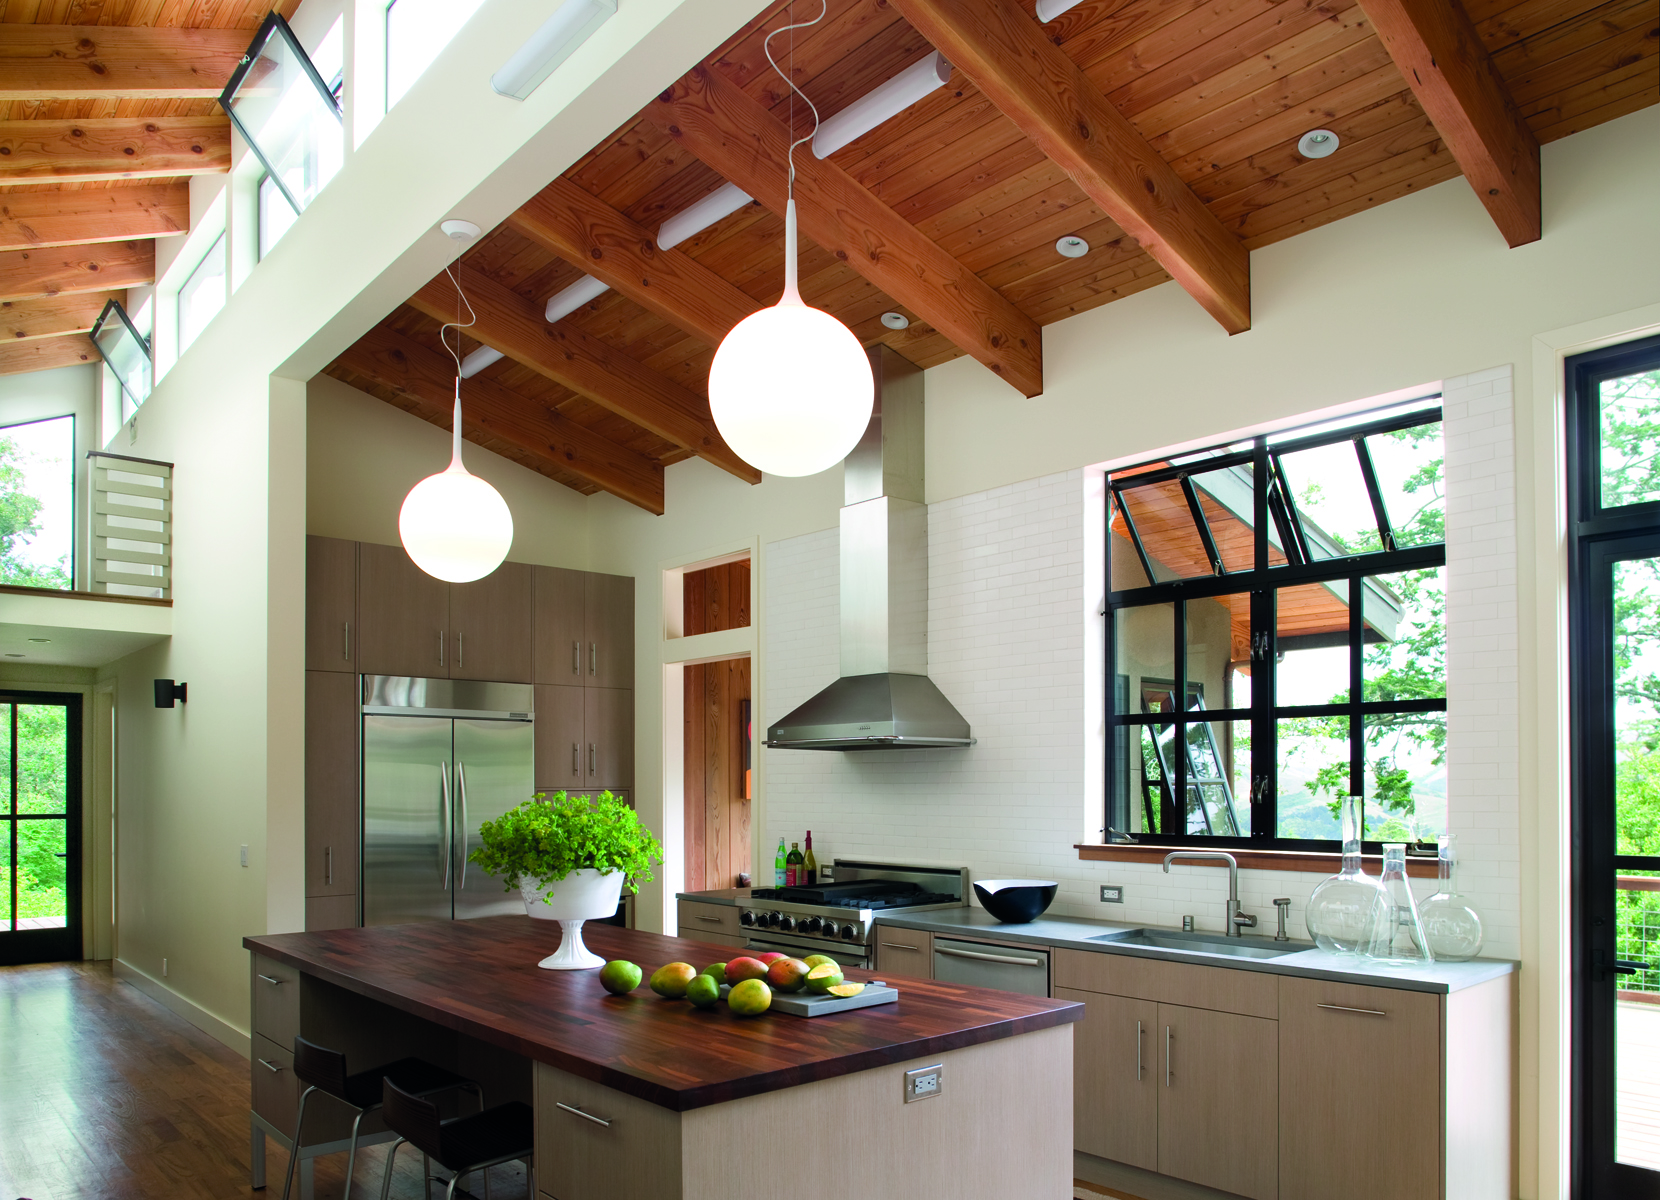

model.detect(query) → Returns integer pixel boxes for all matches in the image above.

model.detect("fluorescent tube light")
[491,0,616,100]
[657,182,754,250]
[545,273,610,322]
[459,346,504,378]
[813,52,951,159]
[1034,0,1086,19]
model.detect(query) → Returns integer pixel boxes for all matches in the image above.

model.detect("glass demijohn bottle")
[1304,794,1391,956]
[1367,844,1433,964]
[1417,833,1484,961]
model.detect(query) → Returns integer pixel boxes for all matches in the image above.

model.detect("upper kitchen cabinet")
[533,568,635,690]
[585,573,634,689]
[305,536,357,673]
[358,540,450,678]
[449,562,533,683]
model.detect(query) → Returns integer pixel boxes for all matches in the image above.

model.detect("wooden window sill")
[1075,843,1439,878]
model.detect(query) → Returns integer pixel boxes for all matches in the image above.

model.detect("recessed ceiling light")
[1297,129,1340,159]
[881,312,910,330]
[1056,235,1090,259]
[440,219,482,241]
[28,637,50,643]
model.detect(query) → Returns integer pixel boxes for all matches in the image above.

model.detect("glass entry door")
[0,692,81,965]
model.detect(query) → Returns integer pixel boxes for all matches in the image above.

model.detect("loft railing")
[1619,875,1660,1002]
[87,451,173,600]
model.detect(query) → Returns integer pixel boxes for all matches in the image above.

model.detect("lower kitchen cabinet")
[676,899,740,943]
[1054,987,1157,1171]
[1157,1002,1278,1200]
[873,925,931,978]
[304,671,358,902]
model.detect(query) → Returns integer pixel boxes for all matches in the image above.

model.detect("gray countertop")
[873,907,1516,995]
[675,889,752,907]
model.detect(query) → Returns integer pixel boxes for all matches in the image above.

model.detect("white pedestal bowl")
[521,868,625,969]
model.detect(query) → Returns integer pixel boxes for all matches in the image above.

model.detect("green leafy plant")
[469,791,663,898]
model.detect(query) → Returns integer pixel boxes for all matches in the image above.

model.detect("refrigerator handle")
[457,762,469,889]
[440,761,452,889]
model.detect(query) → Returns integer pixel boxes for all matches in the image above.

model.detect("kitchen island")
[245,916,1079,1200]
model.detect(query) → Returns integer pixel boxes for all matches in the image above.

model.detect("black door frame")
[0,689,83,966]
[1567,332,1660,1199]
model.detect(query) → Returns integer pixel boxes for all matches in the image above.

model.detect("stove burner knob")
[739,910,756,927]
[840,924,859,941]
[778,915,797,933]
[801,916,822,934]
[767,911,783,928]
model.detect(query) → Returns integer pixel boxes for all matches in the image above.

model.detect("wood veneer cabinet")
[1053,986,1157,1171]
[533,566,634,689]
[1157,1002,1278,1200]
[356,540,450,677]
[304,671,357,902]
[676,898,743,947]
[448,561,533,683]
[305,536,357,672]
[874,925,932,979]
[533,684,632,793]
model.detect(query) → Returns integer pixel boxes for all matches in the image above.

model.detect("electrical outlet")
[904,1064,943,1103]
[1100,885,1124,903]
[162,958,168,977]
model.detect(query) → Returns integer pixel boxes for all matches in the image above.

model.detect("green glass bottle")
[803,831,818,887]
[786,841,805,887]
[774,837,787,887]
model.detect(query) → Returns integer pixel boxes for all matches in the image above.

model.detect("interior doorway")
[681,560,752,891]
[0,690,82,965]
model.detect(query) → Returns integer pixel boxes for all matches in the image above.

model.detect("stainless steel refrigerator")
[361,676,534,926]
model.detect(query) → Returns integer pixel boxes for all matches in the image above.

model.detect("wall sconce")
[154,680,188,708]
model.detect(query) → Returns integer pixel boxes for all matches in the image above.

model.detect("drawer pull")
[694,914,724,923]
[557,1102,611,1128]
[1316,1002,1388,1017]
[258,1058,283,1073]
[257,974,283,986]
[936,946,1044,967]
[880,942,921,951]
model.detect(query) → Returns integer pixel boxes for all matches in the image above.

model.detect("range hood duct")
[766,347,973,751]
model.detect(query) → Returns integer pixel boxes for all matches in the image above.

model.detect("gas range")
[737,860,968,964]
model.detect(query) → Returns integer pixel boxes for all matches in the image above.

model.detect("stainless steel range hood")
[766,348,973,751]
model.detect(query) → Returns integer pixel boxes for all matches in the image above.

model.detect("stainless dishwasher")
[931,936,1051,996]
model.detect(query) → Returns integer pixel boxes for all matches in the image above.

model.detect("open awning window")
[88,300,151,413]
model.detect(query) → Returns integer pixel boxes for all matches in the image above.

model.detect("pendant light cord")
[438,265,478,467]
[763,0,826,200]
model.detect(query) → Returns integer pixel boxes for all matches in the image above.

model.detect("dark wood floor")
[0,961,529,1200]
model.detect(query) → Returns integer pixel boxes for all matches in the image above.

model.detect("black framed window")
[1106,400,1447,850]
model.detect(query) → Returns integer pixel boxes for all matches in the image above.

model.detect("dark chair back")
[382,1077,446,1162]
[292,1036,350,1097]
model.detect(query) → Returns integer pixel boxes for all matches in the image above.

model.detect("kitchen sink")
[1087,929,1312,959]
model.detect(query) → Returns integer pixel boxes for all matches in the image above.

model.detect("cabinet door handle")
[590,642,597,676]
[1136,1019,1143,1081]
[1316,1003,1388,1017]
[934,945,1044,967]
[324,845,332,887]
[694,914,724,923]
[573,640,580,676]
[457,632,463,668]
[556,1102,611,1128]
[342,621,350,661]
[589,742,596,776]
[256,974,282,986]
[1165,1026,1172,1088]
[571,743,579,777]
[258,1058,283,1074]
[880,942,921,951]
[438,631,445,666]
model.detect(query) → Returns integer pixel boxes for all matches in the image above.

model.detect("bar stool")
[379,1076,535,1200]
[280,1036,483,1200]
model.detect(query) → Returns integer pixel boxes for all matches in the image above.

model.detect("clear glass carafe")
[1417,834,1484,961]
[1367,844,1433,964]
[1305,794,1390,956]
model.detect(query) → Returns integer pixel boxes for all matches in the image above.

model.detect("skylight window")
[385,0,487,109]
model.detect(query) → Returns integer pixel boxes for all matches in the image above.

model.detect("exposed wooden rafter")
[0,25,249,101]
[1353,0,1542,247]
[505,178,760,349]
[0,335,94,376]
[0,183,189,252]
[0,117,231,186]
[0,240,153,303]
[651,66,1045,398]
[408,268,761,485]
[891,0,1251,336]
[335,326,668,515]
[1,292,119,341]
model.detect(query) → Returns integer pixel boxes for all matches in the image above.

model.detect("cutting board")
[718,982,900,1017]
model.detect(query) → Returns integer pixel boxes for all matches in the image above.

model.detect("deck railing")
[1619,875,1660,1002]
[87,451,173,600]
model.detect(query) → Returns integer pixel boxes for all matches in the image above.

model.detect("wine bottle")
[786,841,804,887]
[774,837,787,887]
[804,831,818,887]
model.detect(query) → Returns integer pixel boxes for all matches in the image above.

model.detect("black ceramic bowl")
[973,879,1059,924]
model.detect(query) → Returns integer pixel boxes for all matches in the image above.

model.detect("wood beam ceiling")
[650,66,1046,398]
[0,335,94,376]
[0,240,153,302]
[505,178,761,350]
[407,267,761,484]
[335,327,667,514]
[891,0,1251,336]
[0,183,189,252]
[0,25,249,101]
[0,117,231,186]
[0,292,118,341]
[1354,0,1542,247]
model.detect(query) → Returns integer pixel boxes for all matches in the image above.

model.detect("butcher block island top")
[243,915,1080,1112]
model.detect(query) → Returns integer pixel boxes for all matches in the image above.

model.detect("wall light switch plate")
[1100,885,1123,903]
[903,1064,943,1102]
[240,844,249,868]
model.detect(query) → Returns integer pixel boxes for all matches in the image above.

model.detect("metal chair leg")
[444,1170,463,1200]
[379,1136,405,1200]
[280,1086,316,1200]
[343,1108,365,1199]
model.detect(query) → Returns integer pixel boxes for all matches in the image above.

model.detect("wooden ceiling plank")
[1060,0,1226,76]
[1353,0,1541,245]
[893,0,1251,334]
[0,115,230,184]
[1489,0,1655,74]
[408,266,761,485]
[1500,10,1659,108]
[335,326,666,515]
[0,289,118,340]
[0,334,95,375]
[506,178,762,350]
[0,238,153,301]
[1527,54,1657,142]
[1239,144,1464,249]
[651,65,1046,397]
[0,179,188,250]
[0,25,249,101]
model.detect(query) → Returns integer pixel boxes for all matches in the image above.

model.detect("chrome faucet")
[1163,851,1257,937]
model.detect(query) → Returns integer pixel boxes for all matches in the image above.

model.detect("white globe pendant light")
[707,2,872,478]
[400,383,514,582]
